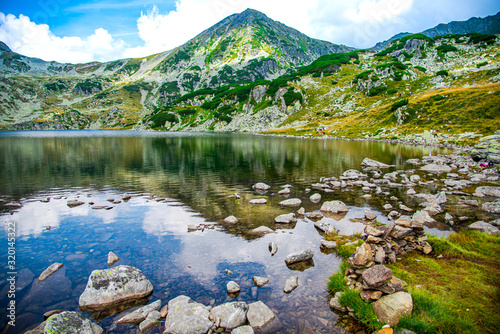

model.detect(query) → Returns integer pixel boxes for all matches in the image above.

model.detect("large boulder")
[44,311,103,334]
[210,302,248,330]
[320,200,348,213]
[372,292,413,326]
[420,164,452,173]
[470,134,500,163]
[468,221,500,235]
[246,301,275,330]
[164,295,212,334]
[79,265,153,312]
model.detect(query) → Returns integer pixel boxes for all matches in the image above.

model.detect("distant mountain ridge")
[371,11,500,51]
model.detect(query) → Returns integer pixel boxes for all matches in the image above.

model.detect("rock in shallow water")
[274,213,297,224]
[210,302,248,330]
[284,276,299,293]
[37,262,64,283]
[79,265,153,312]
[284,248,314,265]
[115,300,161,325]
[45,311,103,334]
[164,295,212,334]
[247,301,275,330]
[279,198,302,207]
[107,251,120,266]
[320,200,348,213]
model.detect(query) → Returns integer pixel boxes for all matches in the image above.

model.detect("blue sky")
[0,0,499,63]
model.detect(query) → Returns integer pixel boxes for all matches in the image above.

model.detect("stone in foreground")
[79,265,153,311]
[284,248,314,265]
[210,302,248,330]
[372,291,413,327]
[45,311,103,334]
[116,300,161,325]
[37,262,64,283]
[164,295,212,334]
[247,301,275,330]
[232,326,255,334]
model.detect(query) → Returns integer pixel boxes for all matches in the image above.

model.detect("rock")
[423,203,443,215]
[409,175,421,182]
[395,216,412,227]
[388,211,400,220]
[250,226,274,235]
[364,208,377,220]
[374,246,386,264]
[252,276,270,287]
[210,302,248,330]
[37,263,64,283]
[284,248,314,265]
[482,200,500,214]
[297,207,305,216]
[227,281,241,293]
[362,265,393,288]
[407,188,416,195]
[310,193,322,203]
[23,321,46,334]
[252,183,270,191]
[412,210,436,224]
[43,310,62,320]
[164,295,212,334]
[279,198,302,207]
[79,265,153,312]
[420,164,452,173]
[471,134,500,163]
[329,292,346,312]
[390,225,412,239]
[383,203,393,210]
[249,198,267,205]
[269,242,278,255]
[445,213,454,223]
[277,187,290,195]
[107,251,120,266]
[399,204,413,212]
[474,186,500,198]
[67,200,85,207]
[225,269,233,275]
[122,193,132,201]
[320,239,337,249]
[44,311,103,334]
[160,305,168,318]
[247,301,275,329]
[305,211,324,220]
[232,325,255,334]
[224,216,238,224]
[348,243,374,267]
[284,276,299,293]
[116,300,161,324]
[365,225,384,237]
[187,224,198,232]
[314,220,338,234]
[361,158,393,168]
[139,310,161,333]
[320,200,348,213]
[274,213,297,224]
[468,221,500,235]
[372,292,413,327]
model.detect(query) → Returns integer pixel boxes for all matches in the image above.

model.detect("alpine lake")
[0,131,459,333]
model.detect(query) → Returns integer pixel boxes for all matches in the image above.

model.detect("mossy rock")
[44,311,103,334]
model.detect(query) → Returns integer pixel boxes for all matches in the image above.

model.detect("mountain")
[371,11,500,51]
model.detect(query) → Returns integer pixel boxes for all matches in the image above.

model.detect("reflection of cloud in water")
[142,201,208,236]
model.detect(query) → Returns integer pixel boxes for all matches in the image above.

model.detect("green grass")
[339,290,383,331]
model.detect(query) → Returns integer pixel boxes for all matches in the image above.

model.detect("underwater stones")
[79,265,153,312]
[37,262,64,283]
[284,276,299,293]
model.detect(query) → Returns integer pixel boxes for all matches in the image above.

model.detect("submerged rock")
[164,295,212,334]
[37,263,64,283]
[247,301,275,330]
[45,311,103,334]
[284,276,299,293]
[79,265,153,312]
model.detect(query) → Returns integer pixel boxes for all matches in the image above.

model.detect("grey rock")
[320,239,337,249]
[139,310,161,333]
[309,193,322,203]
[420,164,452,173]
[79,265,153,311]
[305,210,323,220]
[116,300,161,325]
[390,225,412,239]
[37,262,64,283]
[250,226,274,235]
[67,200,85,207]
[388,210,400,220]
[468,221,500,235]
[284,276,299,293]
[361,157,393,168]
[252,183,270,191]
[423,203,443,215]
[474,186,500,198]
[372,292,413,326]
[383,203,393,210]
[364,208,377,220]
[224,216,238,224]
[297,207,305,216]
[247,301,275,329]
[268,242,278,255]
[44,311,103,334]
[164,295,212,334]
[277,188,290,195]
[348,243,374,267]
[320,200,348,213]
[232,325,255,334]
[329,292,346,312]
[227,281,241,293]
[252,276,270,287]
[314,220,338,234]
[210,302,248,330]
[362,265,393,288]
[23,322,46,334]
[482,200,500,214]
[413,210,436,224]
[107,251,120,266]
[274,213,297,224]
[249,198,267,205]
[279,198,302,207]
[395,216,412,227]
[284,248,314,265]
[365,225,384,237]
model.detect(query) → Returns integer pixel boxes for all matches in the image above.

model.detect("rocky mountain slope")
[0,9,499,141]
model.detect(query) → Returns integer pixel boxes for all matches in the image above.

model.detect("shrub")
[391,99,409,112]
[437,44,458,53]
[150,112,177,127]
[387,89,398,95]
[367,85,387,96]
[414,66,427,72]
[436,70,449,76]
[283,88,303,105]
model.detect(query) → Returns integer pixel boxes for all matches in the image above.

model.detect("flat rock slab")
[79,265,153,311]
[320,200,348,213]
[116,300,161,325]
[284,248,314,265]
[249,199,267,205]
[250,226,274,235]
[252,276,270,287]
[247,301,275,330]
[468,221,500,235]
[274,213,297,224]
[279,198,302,207]
[284,276,299,293]
[420,164,452,173]
[45,311,103,334]
[362,265,393,288]
[372,291,413,327]
[361,158,393,168]
[164,295,212,334]
[210,302,248,330]
[37,262,64,283]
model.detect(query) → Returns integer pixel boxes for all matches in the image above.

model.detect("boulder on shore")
[44,311,103,334]
[210,302,248,330]
[164,295,212,334]
[372,291,413,327]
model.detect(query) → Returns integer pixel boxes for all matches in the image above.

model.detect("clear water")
[0,131,450,333]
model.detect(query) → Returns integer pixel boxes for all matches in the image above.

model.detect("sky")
[0,0,499,64]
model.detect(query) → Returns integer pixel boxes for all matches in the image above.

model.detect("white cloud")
[0,13,127,63]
